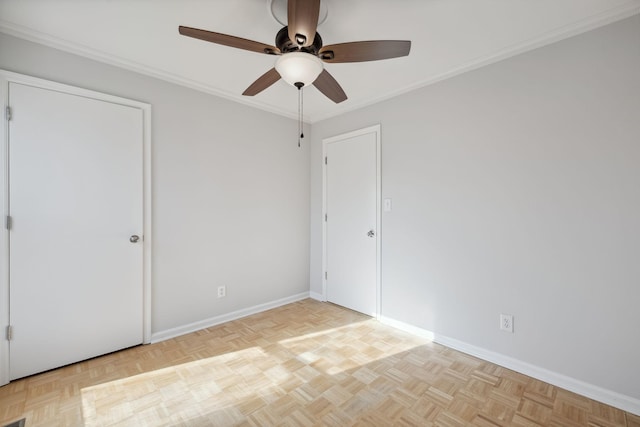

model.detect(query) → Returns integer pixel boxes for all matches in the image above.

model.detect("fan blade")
[287,0,320,47]
[313,69,347,103]
[319,40,411,63]
[179,26,280,55]
[243,68,282,96]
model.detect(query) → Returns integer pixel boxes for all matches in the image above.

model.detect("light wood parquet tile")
[627,413,640,427]
[0,299,637,426]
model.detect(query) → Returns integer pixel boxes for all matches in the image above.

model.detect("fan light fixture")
[275,52,323,87]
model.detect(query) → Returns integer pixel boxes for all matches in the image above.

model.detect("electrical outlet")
[500,314,514,333]
[217,286,226,298]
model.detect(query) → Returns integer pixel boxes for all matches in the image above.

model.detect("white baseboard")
[379,316,435,341]
[379,316,640,416]
[151,292,310,343]
[309,291,324,301]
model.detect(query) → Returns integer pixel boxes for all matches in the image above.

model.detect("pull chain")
[295,82,304,148]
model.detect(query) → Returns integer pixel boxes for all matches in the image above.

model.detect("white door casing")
[0,71,152,385]
[322,125,381,317]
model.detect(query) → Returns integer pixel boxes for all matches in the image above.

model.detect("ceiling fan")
[178,0,411,104]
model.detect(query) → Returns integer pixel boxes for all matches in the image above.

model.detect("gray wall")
[0,33,310,334]
[310,15,640,400]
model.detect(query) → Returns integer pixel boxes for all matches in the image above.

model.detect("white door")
[324,126,380,316]
[8,82,144,380]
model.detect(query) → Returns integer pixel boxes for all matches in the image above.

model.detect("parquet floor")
[0,299,638,426]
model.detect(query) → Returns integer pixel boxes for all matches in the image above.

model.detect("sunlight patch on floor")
[279,318,428,375]
[75,300,442,426]
[80,346,272,426]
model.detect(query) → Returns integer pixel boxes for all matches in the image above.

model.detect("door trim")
[0,70,152,386]
[322,124,381,318]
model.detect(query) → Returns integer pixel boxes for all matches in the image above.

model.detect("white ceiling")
[1,0,638,123]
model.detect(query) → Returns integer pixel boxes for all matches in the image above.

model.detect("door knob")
[130,235,140,243]
[367,230,375,238]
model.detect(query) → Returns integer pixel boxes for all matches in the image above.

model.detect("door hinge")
[5,215,11,230]
[5,106,11,121]
[324,213,327,222]
[325,272,328,280]
[325,156,327,165]
[6,325,13,341]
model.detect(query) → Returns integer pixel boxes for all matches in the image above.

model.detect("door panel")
[9,82,143,379]
[326,131,378,316]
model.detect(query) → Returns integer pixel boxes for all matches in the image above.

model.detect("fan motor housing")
[275,26,323,55]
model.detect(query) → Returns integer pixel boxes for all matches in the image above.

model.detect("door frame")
[322,124,381,318]
[0,70,153,386]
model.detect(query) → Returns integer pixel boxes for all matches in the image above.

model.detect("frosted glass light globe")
[275,52,323,87]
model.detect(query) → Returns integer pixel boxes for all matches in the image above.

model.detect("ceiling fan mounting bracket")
[268,0,329,27]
